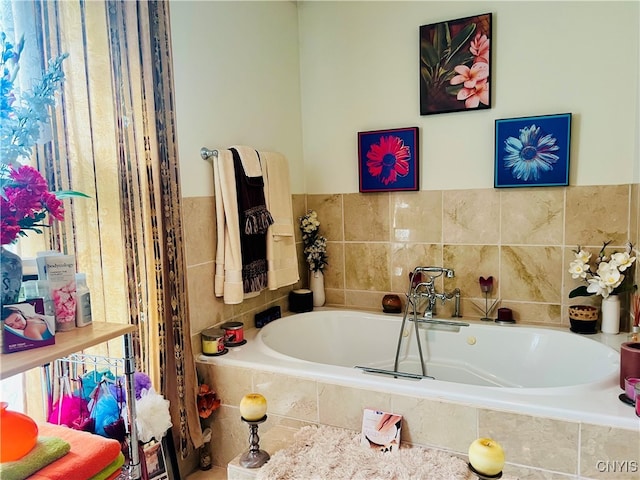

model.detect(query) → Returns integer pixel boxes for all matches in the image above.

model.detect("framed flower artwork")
[420,13,492,115]
[358,127,419,193]
[494,113,572,188]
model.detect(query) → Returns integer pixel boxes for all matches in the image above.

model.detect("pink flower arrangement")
[1,165,65,245]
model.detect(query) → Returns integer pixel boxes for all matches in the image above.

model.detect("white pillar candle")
[239,393,267,421]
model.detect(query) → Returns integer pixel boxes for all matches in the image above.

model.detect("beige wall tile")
[344,242,391,291]
[580,424,640,479]
[443,244,499,301]
[307,194,343,241]
[253,371,318,422]
[500,188,564,245]
[390,243,443,293]
[344,193,389,241]
[182,196,216,266]
[292,194,306,244]
[391,191,442,243]
[500,300,562,325]
[324,241,344,289]
[501,246,563,303]
[344,289,388,310]
[479,410,579,474]
[443,189,500,244]
[565,185,630,246]
[318,384,392,431]
[188,263,229,334]
[196,363,253,408]
[392,395,477,452]
[325,288,345,306]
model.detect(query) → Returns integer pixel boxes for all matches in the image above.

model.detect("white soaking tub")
[199,309,636,429]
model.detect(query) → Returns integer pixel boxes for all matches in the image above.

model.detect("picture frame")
[494,113,572,188]
[141,436,178,480]
[420,13,492,115]
[358,127,419,193]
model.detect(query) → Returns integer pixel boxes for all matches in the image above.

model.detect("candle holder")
[239,415,270,468]
[468,463,503,480]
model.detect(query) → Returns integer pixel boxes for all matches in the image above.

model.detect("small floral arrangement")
[568,241,636,299]
[197,383,221,419]
[299,210,328,272]
[0,31,85,246]
[1,164,65,245]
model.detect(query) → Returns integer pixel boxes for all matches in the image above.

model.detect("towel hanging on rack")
[260,150,299,289]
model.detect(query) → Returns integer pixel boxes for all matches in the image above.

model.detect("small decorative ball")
[382,294,402,313]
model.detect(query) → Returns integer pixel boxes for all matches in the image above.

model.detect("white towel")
[260,150,300,289]
[213,149,244,304]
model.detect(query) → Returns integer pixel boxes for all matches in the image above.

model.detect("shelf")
[0,322,135,379]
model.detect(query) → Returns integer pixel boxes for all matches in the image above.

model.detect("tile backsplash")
[184,183,639,344]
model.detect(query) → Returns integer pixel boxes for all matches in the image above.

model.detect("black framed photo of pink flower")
[420,13,492,115]
[358,127,419,193]
[494,113,572,188]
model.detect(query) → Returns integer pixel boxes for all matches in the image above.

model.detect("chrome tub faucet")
[408,266,461,319]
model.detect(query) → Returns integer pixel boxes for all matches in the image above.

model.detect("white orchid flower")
[568,259,588,279]
[610,252,636,271]
[586,278,611,297]
[596,262,623,289]
[574,250,591,263]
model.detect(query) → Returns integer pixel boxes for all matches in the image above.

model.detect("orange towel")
[27,423,121,480]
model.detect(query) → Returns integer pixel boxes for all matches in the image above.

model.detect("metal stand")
[239,415,270,468]
[468,463,503,479]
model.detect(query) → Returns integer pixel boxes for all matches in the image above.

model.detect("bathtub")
[198,309,636,430]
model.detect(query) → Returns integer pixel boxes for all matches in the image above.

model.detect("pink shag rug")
[255,425,516,480]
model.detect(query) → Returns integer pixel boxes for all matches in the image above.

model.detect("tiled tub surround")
[184,183,639,478]
[197,324,639,480]
[306,184,639,329]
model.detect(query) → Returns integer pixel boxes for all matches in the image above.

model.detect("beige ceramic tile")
[499,300,562,325]
[580,423,640,480]
[502,465,575,479]
[253,371,318,422]
[565,185,630,246]
[307,194,343,241]
[392,395,477,452]
[343,193,389,241]
[209,404,251,468]
[443,244,499,300]
[188,263,229,334]
[390,191,443,243]
[501,246,563,303]
[343,289,390,311]
[325,288,345,306]
[442,189,500,244]
[183,196,216,266]
[317,383,392,431]
[196,363,253,408]
[390,243,443,293]
[500,188,564,245]
[324,241,344,289]
[344,242,391,291]
[291,194,306,243]
[479,410,579,474]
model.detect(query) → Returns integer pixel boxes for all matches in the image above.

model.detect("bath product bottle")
[22,280,55,316]
[75,273,92,327]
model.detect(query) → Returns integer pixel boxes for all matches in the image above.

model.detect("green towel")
[89,451,125,480]
[0,437,70,480]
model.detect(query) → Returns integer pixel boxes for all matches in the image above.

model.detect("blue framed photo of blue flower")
[494,113,571,188]
[358,127,419,193]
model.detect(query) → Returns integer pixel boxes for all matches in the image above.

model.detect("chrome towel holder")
[200,147,219,160]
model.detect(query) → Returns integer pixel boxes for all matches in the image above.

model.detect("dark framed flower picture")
[358,127,419,193]
[420,13,492,115]
[494,113,572,188]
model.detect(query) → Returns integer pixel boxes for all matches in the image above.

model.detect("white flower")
[610,251,636,271]
[568,241,637,299]
[568,259,588,279]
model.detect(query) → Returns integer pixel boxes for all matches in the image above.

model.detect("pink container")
[625,377,640,402]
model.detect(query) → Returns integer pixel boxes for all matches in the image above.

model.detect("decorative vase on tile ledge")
[1,246,23,306]
[310,270,325,307]
[601,295,621,334]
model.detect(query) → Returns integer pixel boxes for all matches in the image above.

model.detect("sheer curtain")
[1,0,202,460]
